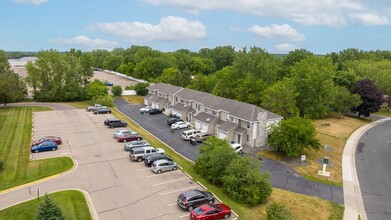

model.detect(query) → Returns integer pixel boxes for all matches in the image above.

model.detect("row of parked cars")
[30,136,62,153]
[86,104,112,114]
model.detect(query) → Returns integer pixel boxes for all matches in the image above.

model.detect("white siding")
[195,121,201,130]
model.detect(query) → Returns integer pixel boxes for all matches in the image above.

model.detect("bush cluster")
[111,85,123,97]
[93,95,114,107]
[194,138,272,206]
[266,202,293,220]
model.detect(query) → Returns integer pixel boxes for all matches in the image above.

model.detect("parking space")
[31,109,219,220]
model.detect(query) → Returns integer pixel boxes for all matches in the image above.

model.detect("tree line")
[90,46,389,119]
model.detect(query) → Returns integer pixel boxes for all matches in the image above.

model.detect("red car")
[190,204,231,220]
[117,133,143,142]
[32,136,62,145]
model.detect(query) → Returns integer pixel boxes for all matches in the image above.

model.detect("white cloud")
[249,24,305,41]
[86,16,206,43]
[349,13,389,25]
[275,43,297,52]
[13,0,47,5]
[141,0,391,27]
[51,35,118,50]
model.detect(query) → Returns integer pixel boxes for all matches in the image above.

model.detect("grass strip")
[0,190,92,220]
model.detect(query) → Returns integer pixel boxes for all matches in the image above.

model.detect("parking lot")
[29,109,217,220]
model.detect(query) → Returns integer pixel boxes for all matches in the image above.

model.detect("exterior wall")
[256,112,268,147]
[226,131,235,143]
[219,111,228,121]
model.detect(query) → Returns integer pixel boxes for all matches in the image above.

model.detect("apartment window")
[175,96,178,102]
[247,122,252,128]
[212,110,217,116]
[229,116,235,122]
[195,103,198,109]
[197,104,200,110]
[205,108,209,113]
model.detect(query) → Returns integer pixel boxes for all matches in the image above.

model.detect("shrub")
[125,85,135,90]
[0,160,3,170]
[134,83,149,96]
[86,79,108,100]
[221,156,272,206]
[266,202,293,220]
[111,85,123,97]
[93,95,114,107]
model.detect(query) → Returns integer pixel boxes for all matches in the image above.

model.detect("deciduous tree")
[111,85,123,97]
[268,117,320,157]
[332,86,362,118]
[351,79,383,117]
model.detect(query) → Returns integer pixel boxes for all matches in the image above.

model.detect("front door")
[237,134,241,144]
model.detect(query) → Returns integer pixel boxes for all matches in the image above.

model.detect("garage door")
[201,123,208,132]
[152,103,156,108]
[144,99,148,105]
[172,110,179,117]
[218,131,227,139]
[195,121,201,130]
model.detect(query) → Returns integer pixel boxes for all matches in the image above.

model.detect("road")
[356,119,391,219]
[115,99,344,204]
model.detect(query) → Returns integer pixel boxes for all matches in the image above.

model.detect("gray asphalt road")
[356,120,391,219]
[115,98,344,204]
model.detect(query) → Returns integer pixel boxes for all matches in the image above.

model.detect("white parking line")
[180,214,189,218]
[159,186,199,196]
[169,203,177,206]
[137,168,151,171]
[152,178,188,186]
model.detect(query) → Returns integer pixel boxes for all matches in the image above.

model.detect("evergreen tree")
[36,194,64,220]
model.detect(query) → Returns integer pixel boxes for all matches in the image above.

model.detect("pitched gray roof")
[152,96,169,104]
[194,112,218,125]
[234,127,247,134]
[176,88,282,121]
[150,83,283,122]
[218,121,239,132]
[144,93,153,99]
[172,103,191,112]
[148,83,182,94]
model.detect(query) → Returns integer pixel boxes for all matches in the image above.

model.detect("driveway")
[355,119,391,219]
[115,99,344,204]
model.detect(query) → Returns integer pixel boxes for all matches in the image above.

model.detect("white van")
[181,129,203,140]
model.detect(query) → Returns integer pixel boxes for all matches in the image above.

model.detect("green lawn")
[0,107,74,192]
[0,190,92,220]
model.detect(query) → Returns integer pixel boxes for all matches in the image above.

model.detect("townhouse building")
[144,83,283,147]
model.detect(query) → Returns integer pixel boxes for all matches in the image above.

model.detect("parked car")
[123,140,150,151]
[149,108,162,115]
[129,146,165,162]
[171,121,190,130]
[182,129,203,141]
[195,133,213,143]
[151,159,177,174]
[113,129,138,139]
[140,106,153,113]
[104,118,127,128]
[32,136,62,145]
[167,117,183,126]
[190,204,231,220]
[105,81,113,86]
[31,141,58,153]
[230,143,243,154]
[177,189,215,211]
[117,133,143,142]
[93,107,111,114]
[86,104,103,112]
[144,154,173,166]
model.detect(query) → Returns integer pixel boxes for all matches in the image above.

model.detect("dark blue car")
[105,81,113,86]
[31,141,58,153]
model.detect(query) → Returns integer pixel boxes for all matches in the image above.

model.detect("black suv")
[149,108,162,115]
[93,107,112,114]
[167,117,183,126]
[177,189,215,211]
[104,118,127,128]
[144,154,173,166]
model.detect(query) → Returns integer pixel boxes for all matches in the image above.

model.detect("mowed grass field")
[0,107,73,191]
[0,190,92,220]
[259,113,368,186]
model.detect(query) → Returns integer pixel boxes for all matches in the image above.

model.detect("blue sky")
[1,0,391,54]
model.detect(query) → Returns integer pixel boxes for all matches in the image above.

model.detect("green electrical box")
[323,156,329,165]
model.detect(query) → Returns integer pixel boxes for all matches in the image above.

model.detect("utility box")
[323,156,329,165]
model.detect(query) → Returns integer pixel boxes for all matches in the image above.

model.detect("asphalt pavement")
[355,119,391,220]
[114,98,344,204]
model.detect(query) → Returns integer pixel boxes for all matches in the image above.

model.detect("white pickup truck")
[86,104,104,112]
[129,146,165,162]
